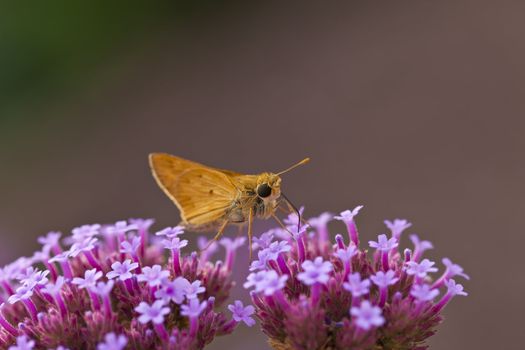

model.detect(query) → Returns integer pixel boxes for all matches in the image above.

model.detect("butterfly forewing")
[149,153,239,227]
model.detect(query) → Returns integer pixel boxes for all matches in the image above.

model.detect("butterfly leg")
[248,208,254,261]
[202,220,229,252]
[271,212,294,237]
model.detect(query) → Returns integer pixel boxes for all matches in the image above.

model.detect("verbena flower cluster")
[0,219,254,349]
[245,206,469,350]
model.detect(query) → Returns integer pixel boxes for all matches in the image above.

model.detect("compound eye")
[257,183,272,198]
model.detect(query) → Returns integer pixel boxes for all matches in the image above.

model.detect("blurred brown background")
[1,1,523,349]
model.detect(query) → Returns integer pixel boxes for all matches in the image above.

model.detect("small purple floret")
[228,300,256,327]
[96,333,128,350]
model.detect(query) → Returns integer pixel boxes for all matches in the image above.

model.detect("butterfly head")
[255,173,282,201]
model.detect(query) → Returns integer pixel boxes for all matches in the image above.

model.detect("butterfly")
[149,153,309,254]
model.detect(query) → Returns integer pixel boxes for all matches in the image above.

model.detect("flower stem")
[59,261,73,279]
[172,249,182,276]
[124,279,135,295]
[274,290,290,311]
[103,295,113,315]
[296,235,306,263]
[311,283,321,306]
[347,221,359,246]
[433,291,453,313]
[0,311,18,337]
[55,294,68,318]
[378,287,388,307]
[23,298,38,322]
[88,290,101,310]
[83,251,102,271]
[139,229,148,258]
[154,323,169,341]
[277,255,291,275]
[189,317,199,338]
[1,281,14,296]
[381,250,389,271]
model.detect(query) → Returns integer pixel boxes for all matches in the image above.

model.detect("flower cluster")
[245,207,469,350]
[0,219,254,349]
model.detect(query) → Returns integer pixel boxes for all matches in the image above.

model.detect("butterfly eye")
[257,183,272,198]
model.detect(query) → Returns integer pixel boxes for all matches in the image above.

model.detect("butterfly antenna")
[280,192,302,232]
[276,158,310,176]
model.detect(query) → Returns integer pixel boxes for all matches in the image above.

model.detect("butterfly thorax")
[227,172,282,223]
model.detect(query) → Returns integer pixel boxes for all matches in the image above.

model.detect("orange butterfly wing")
[149,153,239,227]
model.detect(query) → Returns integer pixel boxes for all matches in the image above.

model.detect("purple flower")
[442,258,470,280]
[180,298,208,318]
[185,280,206,299]
[42,275,65,296]
[244,271,269,290]
[445,279,468,297]
[135,300,170,325]
[308,212,333,228]
[369,234,399,271]
[97,333,128,350]
[371,270,399,307]
[334,206,364,245]
[244,270,288,296]
[283,206,305,227]
[410,284,440,302]
[405,259,438,279]
[89,280,114,296]
[384,219,412,240]
[220,236,246,270]
[343,273,371,297]
[129,218,154,232]
[334,245,358,262]
[334,206,363,223]
[228,300,255,327]
[136,265,170,287]
[72,269,103,289]
[247,209,468,349]
[197,236,218,258]
[432,258,469,289]
[104,221,137,237]
[18,267,49,289]
[260,272,288,296]
[48,251,70,264]
[252,231,275,250]
[249,249,271,271]
[265,240,292,260]
[350,300,385,330]
[0,218,239,349]
[69,237,98,257]
[37,231,62,250]
[297,257,333,286]
[8,285,34,304]
[106,260,138,281]
[155,277,190,304]
[69,224,100,243]
[8,335,35,350]
[155,226,184,238]
[161,237,188,251]
[371,270,399,288]
[368,234,398,252]
[410,234,434,261]
[219,236,246,251]
[308,212,333,240]
[120,236,141,255]
[180,298,208,338]
[433,279,468,313]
